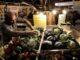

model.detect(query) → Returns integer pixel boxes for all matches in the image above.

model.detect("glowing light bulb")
[62,9,67,14]
[52,10,58,15]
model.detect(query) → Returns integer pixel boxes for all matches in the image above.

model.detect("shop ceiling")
[0,0,79,10]
[0,0,73,6]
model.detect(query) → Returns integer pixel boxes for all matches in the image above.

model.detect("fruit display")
[41,27,80,60]
[42,27,80,50]
[1,27,80,60]
[0,30,40,60]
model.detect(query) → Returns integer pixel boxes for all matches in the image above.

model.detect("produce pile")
[42,27,80,50]
[3,27,80,60]
[3,30,41,60]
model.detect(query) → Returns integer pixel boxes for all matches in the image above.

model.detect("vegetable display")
[2,27,80,60]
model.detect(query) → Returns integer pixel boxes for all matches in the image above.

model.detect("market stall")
[0,1,80,60]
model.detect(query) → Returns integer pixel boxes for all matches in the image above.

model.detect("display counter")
[37,49,80,60]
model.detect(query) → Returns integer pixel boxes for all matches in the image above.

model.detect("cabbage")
[53,27,63,35]
[60,33,68,42]
[67,40,77,49]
